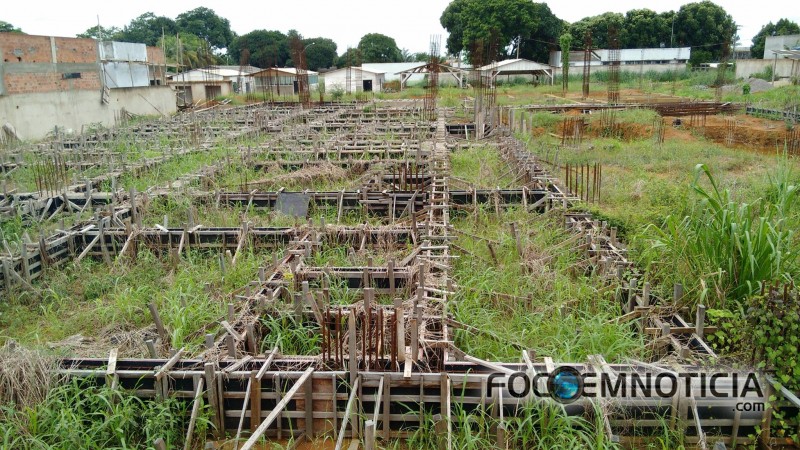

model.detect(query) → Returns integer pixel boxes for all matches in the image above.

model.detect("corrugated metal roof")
[323,67,386,76]
[478,58,553,72]
[251,67,320,77]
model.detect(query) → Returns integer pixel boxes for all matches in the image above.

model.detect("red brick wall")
[147,46,165,65]
[4,71,101,94]
[1,34,102,93]
[53,37,97,63]
[1,34,52,63]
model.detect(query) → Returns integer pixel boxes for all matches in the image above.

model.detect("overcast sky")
[4,0,798,54]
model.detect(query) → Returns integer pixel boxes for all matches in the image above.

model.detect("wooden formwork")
[4,101,799,449]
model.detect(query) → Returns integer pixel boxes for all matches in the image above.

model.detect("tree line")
[2,9,417,71]
[440,0,799,65]
[68,8,418,71]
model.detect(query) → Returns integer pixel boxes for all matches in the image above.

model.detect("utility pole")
[671,14,676,48]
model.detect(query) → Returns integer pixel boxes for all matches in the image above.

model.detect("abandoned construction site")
[2,32,800,450]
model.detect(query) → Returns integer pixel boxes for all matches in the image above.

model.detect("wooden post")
[153,438,167,450]
[695,305,706,338]
[204,363,224,438]
[410,318,418,363]
[250,370,261,432]
[305,371,315,439]
[388,259,396,296]
[145,339,157,358]
[673,283,683,302]
[225,333,236,359]
[245,324,257,354]
[205,334,215,350]
[349,309,358,386]
[148,302,168,344]
[510,222,523,258]
[364,420,376,450]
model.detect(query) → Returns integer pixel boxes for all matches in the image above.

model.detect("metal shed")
[479,58,555,85]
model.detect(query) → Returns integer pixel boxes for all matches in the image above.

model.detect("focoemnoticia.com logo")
[547,366,583,403]
[487,366,766,406]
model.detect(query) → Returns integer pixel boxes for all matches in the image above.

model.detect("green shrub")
[0,378,211,449]
[639,164,798,308]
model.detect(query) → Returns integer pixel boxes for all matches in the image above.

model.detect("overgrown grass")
[451,145,517,188]
[451,207,642,361]
[259,312,320,355]
[0,378,212,449]
[638,163,798,308]
[0,249,265,356]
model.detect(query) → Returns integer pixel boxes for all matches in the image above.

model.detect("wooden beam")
[154,347,184,381]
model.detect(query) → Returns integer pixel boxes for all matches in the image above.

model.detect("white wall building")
[764,35,800,59]
[322,67,385,93]
[549,47,690,73]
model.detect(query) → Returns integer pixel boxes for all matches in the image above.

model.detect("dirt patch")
[252,162,354,188]
[556,118,652,141]
[693,114,796,154]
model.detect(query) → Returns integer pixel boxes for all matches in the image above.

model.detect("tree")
[302,38,337,71]
[357,33,402,63]
[176,7,234,50]
[560,33,572,91]
[228,30,290,68]
[337,47,363,67]
[76,25,121,40]
[0,21,22,33]
[672,1,736,65]
[161,32,218,68]
[568,12,625,50]
[412,52,430,62]
[623,9,672,48]
[751,19,800,58]
[116,12,177,46]
[440,0,560,63]
[518,3,564,63]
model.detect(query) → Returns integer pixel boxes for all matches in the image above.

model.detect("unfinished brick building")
[0,33,176,140]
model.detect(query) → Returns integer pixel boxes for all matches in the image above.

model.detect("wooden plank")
[463,355,516,375]
[204,363,224,438]
[154,347,184,380]
[256,345,280,379]
[221,320,244,341]
[105,348,118,387]
[240,366,315,450]
[234,377,253,450]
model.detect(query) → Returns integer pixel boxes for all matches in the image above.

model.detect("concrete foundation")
[0,86,176,140]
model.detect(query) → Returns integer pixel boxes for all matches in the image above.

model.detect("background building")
[0,33,175,140]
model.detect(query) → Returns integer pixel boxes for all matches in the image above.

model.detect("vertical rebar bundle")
[653,117,666,147]
[607,28,621,105]
[33,154,68,198]
[290,37,311,109]
[787,128,799,155]
[725,117,736,146]
[423,36,441,122]
[564,162,602,203]
[598,109,621,138]
[582,32,592,99]
[560,117,584,148]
